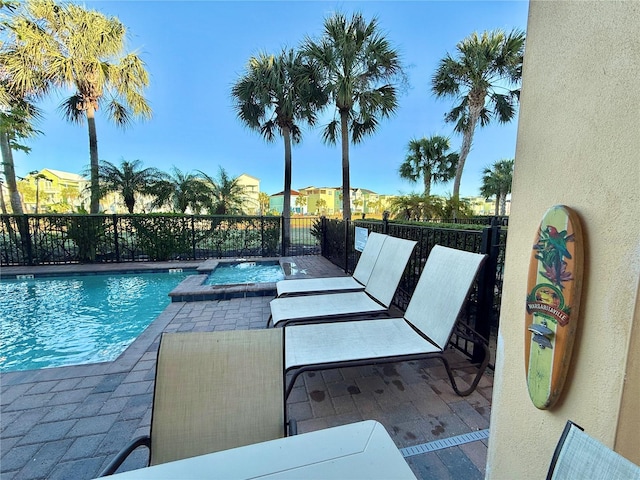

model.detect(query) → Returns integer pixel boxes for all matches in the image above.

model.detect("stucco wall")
[486,1,640,478]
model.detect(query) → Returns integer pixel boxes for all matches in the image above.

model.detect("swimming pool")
[204,261,284,285]
[0,271,191,372]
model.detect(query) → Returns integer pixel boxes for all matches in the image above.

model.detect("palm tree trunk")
[1,131,32,263]
[452,96,484,218]
[0,131,24,214]
[499,192,507,216]
[87,106,100,214]
[35,178,40,214]
[423,169,432,197]
[0,181,6,214]
[282,127,292,255]
[340,111,351,221]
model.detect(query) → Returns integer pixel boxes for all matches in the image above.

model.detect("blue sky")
[13,0,530,197]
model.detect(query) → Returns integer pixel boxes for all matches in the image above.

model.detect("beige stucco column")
[486,1,640,478]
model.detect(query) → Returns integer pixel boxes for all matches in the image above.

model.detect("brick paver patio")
[1,256,493,479]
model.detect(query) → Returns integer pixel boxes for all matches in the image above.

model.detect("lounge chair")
[547,420,640,480]
[269,235,417,327]
[100,329,291,476]
[283,245,489,399]
[276,231,387,297]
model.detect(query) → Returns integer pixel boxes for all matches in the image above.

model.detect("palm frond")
[322,119,339,145]
[491,92,517,123]
[107,100,132,127]
[57,95,85,124]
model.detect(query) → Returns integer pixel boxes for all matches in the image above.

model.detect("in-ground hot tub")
[169,258,288,302]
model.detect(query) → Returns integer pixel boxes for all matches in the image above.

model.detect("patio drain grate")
[400,429,490,458]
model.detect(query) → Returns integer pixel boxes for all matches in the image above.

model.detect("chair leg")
[438,341,490,397]
[287,418,298,436]
[98,436,151,477]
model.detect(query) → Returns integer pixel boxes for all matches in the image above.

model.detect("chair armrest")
[455,322,489,347]
[98,435,151,477]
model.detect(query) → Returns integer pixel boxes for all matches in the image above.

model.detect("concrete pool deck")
[0,256,493,480]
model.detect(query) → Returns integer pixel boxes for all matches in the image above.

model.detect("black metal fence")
[0,214,321,265]
[429,216,509,226]
[317,217,507,365]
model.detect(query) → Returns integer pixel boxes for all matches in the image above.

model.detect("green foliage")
[129,215,191,261]
[354,218,486,231]
[199,167,246,215]
[150,167,212,214]
[193,216,281,258]
[65,215,107,262]
[388,194,444,221]
[399,136,458,196]
[310,217,323,242]
[480,158,514,216]
[442,195,473,220]
[98,159,164,214]
[261,218,281,255]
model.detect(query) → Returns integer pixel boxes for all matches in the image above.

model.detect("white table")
[106,420,417,479]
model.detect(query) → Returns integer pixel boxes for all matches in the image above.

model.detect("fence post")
[260,216,265,257]
[475,222,500,362]
[382,211,389,234]
[112,215,120,262]
[18,215,34,265]
[344,219,350,273]
[191,216,197,260]
[320,216,327,257]
[280,215,285,257]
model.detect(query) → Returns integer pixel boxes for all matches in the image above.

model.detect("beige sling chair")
[269,235,417,327]
[100,329,291,476]
[282,245,490,401]
[276,232,388,297]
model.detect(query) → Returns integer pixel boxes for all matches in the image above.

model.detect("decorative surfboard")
[525,205,584,410]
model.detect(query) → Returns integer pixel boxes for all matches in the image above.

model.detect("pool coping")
[0,260,203,279]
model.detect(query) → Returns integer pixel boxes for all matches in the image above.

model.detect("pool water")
[204,261,284,285]
[0,271,191,372]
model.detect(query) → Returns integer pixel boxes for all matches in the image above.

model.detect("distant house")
[299,186,391,216]
[270,190,305,214]
[236,173,260,215]
[466,195,511,216]
[18,169,89,213]
[298,186,342,215]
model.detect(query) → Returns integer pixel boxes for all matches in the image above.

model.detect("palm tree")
[7,1,152,213]
[232,48,326,253]
[432,29,525,212]
[303,12,404,221]
[199,167,245,216]
[1,1,50,215]
[442,193,473,220]
[295,193,307,214]
[151,168,210,214]
[258,192,270,215]
[398,135,458,196]
[0,97,42,214]
[315,197,327,215]
[480,158,514,216]
[97,159,164,214]
[389,193,443,222]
